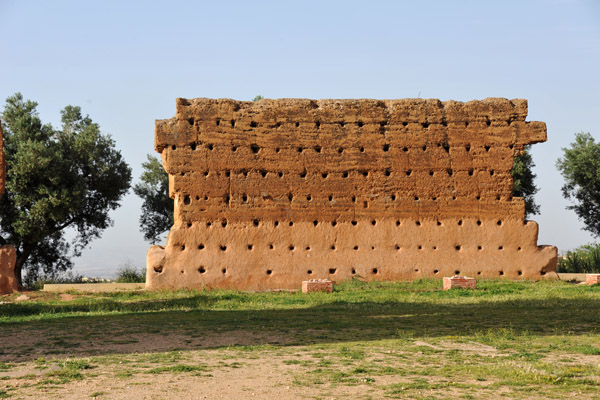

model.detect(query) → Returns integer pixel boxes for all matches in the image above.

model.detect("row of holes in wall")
[184,219,508,228]
[182,243,522,252]
[159,265,533,277]
[183,192,510,205]
[180,168,501,178]
[172,142,513,153]
[191,117,504,129]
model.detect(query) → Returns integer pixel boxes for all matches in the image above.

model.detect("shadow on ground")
[1,290,599,362]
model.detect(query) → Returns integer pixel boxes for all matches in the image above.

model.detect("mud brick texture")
[443,276,477,290]
[587,274,600,285]
[146,98,558,290]
[302,279,333,293]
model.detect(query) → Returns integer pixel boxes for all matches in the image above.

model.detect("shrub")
[557,243,600,273]
[115,261,146,283]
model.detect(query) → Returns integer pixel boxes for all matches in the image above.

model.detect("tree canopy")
[511,146,540,218]
[0,93,132,285]
[133,155,173,243]
[556,132,600,237]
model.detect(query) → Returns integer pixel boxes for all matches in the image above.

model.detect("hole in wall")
[198,244,205,250]
[458,220,463,226]
[297,146,304,153]
[384,169,391,176]
[455,270,460,275]
[329,268,337,274]
[477,271,482,275]
[416,221,421,226]
[518,270,523,276]
[338,147,344,154]
[360,146,365,152]
[372,268,379,274]
[391,194,396,201]
[171,145,177,150]
[306,246,311,251]
[266,269,272,275]
[183,196,191,205]
[230,119,235,127]
[289,245,295,251]
[353,246,359,250]
[383,144,390,152]
[180,245,185,251]
[274,221,279,227]
[314,145,322,153]
[352,220,357,226]
[250,121,258,128]
[216,119,220,126]
[220,245,227,251]
[253,219,259,227]
[260,170,268,177]
[351,268,356,274]
[455,245,461,251]
[207,144,214,150]
[498,246,503,250]
[221,220,228,227]
[315,121,321,128]
[295,122,300,127]
[313,220,319,226]
[206,221,212,227]
[307,269,313,275]
[222,268,227,274]
[322,172,329,179]
[289,221,294,226]
[485,145,491,152]
[478,245,482,250]
[395,245,401,250]
[433,269,439,274]
[342,171,349,178]
[269,244,274,249]
[497,220,502,226]
[331,220,337,226]
[396,220,401,226]
[300,171,307,178]
[307,195,312,201]
[198,266,206,274]
[191,143,197,151]
[154,265,163,273]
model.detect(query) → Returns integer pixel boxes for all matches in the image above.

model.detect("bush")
[115,261,146,283]
[557,243,600,273]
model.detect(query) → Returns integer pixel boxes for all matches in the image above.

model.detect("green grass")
[1,279,599,398]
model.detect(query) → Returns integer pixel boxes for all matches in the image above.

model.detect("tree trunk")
[14,246,33,288]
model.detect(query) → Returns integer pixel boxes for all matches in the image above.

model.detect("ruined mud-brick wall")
[146,98,558,290]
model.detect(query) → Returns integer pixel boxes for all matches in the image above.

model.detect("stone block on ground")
[302,279,333,293]
[586,274,600,285]
[443,275,476,290]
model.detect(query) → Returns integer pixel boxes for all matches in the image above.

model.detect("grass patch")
[1,280,599,398]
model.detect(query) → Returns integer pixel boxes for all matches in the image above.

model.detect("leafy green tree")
[511,146,540,218]
[0,93,132,286]
[133,155,173,243]
[556,132,600,237]
[252,95,264,102]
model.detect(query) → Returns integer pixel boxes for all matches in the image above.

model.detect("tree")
[556,132,600,237]
[252,95,264,102]
[511,146,540,218]
[0,93,132,286]
[133,155,173,243]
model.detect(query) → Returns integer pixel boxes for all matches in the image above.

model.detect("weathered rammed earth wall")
[146,98,558,290]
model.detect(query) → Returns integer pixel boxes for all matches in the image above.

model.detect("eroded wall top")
[155,98,546,224]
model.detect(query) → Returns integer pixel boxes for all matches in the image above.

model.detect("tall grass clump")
[557,243,600,273]
[115,260,146,283]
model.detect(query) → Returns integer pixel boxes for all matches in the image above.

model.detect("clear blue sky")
[1,0,599,277]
